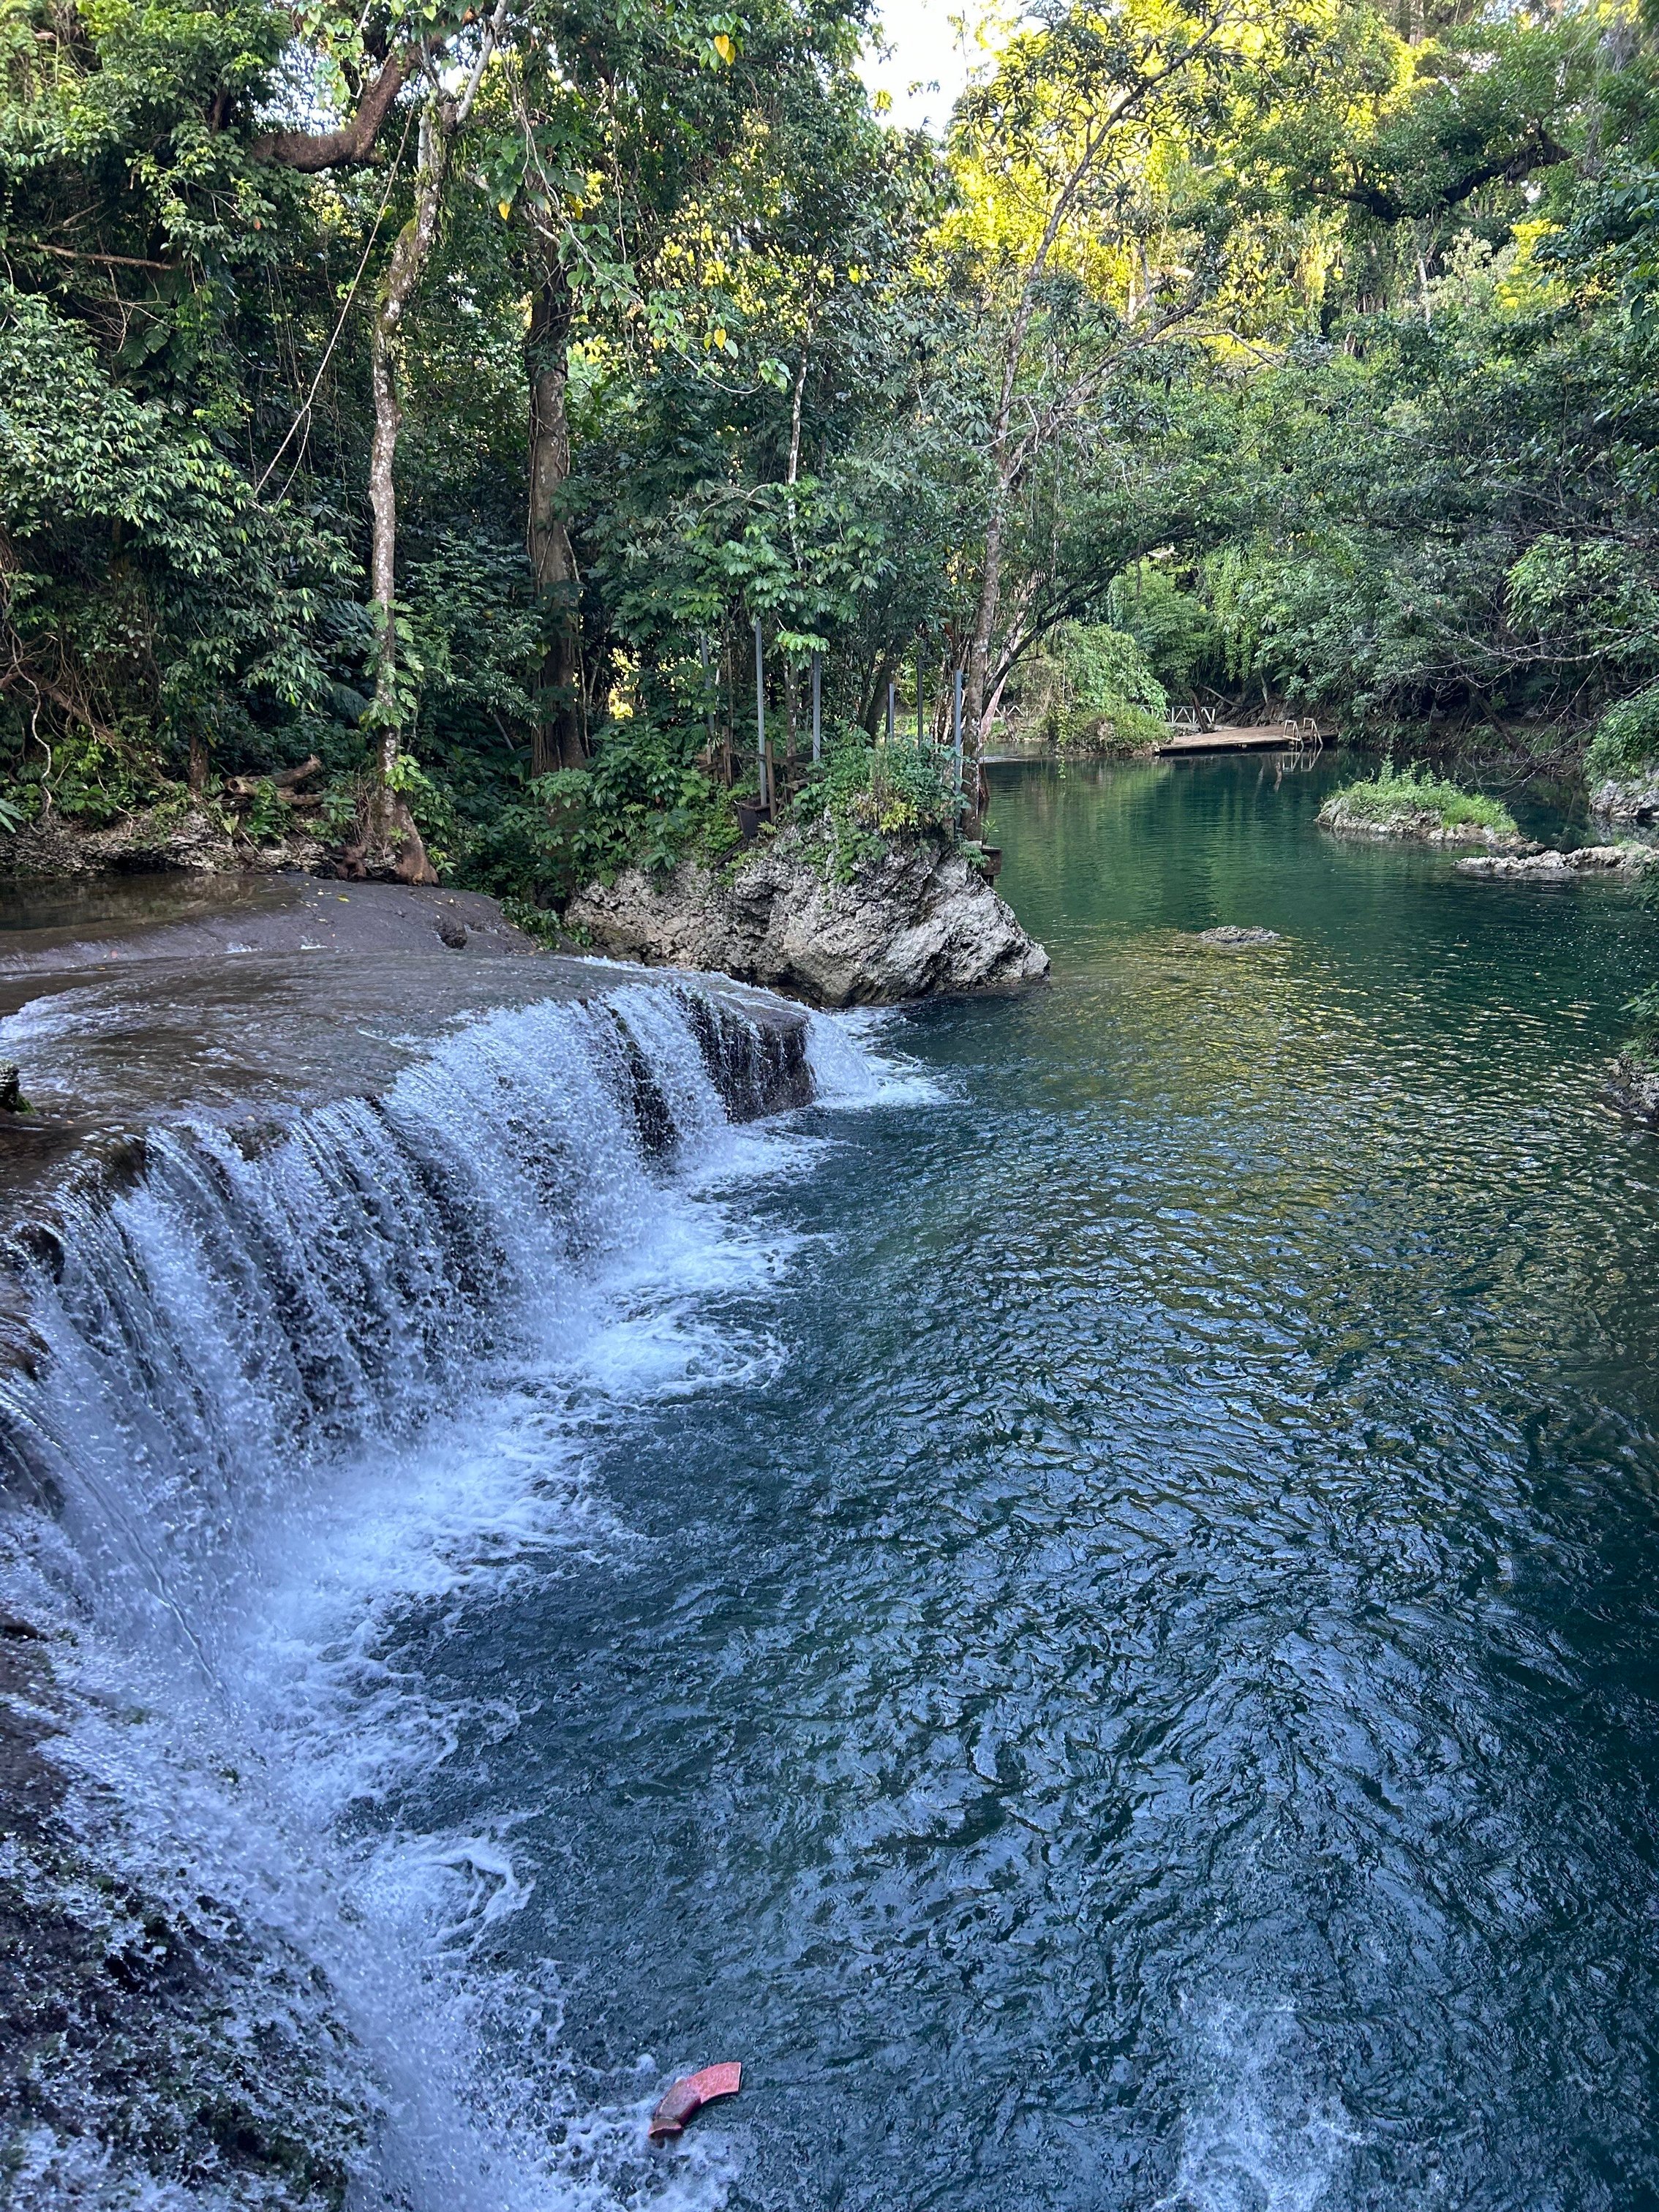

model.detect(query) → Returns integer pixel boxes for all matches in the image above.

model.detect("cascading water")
[0,976,864,2212]
[23,756,1659,2212]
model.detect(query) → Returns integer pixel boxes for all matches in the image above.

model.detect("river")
[6,751,1659,2211]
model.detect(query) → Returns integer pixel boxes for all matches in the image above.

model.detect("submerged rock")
[1457,843,1657,879]
[1317,799,1531,851]
[1609,1055,1659,1127]
[1199,925,1279,947]
[565,832,1050,1008]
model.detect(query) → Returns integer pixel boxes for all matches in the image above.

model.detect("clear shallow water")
[12,755,1659,2211]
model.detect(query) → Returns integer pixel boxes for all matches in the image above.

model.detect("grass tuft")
[1325,761,1517,835]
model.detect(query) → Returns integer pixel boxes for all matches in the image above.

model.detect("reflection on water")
[0,868,283,940]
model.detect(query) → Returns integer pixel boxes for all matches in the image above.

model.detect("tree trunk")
[527,244,584,778]
[356,100,446,883]
[349,5,505,879]
[963,475,1010,832]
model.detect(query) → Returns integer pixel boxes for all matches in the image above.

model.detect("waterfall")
[0,975,838,2212]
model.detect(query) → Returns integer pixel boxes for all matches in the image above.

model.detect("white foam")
[0,976,908,2211]
[804,1007,947,1107]
[1154,2001,1370,2212]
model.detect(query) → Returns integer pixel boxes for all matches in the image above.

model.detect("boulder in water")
[565,832,1050,1008]
[1199,925,1279,947]
[1317,797,1532,851]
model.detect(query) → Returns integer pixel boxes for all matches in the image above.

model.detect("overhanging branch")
[252,48,418,171]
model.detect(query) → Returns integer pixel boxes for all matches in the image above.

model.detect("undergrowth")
[1327,760,1516,835]
[470,718,962,911]
[794,731,957,879]
[1586,688,1659,787]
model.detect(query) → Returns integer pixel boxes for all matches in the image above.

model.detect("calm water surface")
[412,756,1659,2209]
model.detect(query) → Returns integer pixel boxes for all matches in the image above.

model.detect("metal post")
[811,650,821,767]
[886,682,895,748]
[753,615,769,813]
[917,647,925,750]
[952,667,964,832]
[699,633,715,752]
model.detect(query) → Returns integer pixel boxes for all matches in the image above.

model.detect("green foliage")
[1328,761,1517,835]
[1586,689,1659,786]
[1022,624,1167,715]
[1050,702,1170,757]
[791,730,957,878]
[0,287,352,814]
[241,779,287,846]
[2,0,1656,960]
[1626,982,1659,1066]
[1012,622,1168,753]
[1105,564,1224,696]
[470,719,738,908]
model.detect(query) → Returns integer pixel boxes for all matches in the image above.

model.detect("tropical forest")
[8,4,1659,2210]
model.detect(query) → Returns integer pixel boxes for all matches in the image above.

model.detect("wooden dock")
[1156,722,1311,756]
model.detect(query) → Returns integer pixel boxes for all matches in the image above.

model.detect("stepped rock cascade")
[0,971,841,2212]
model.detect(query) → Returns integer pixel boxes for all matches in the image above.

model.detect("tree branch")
[251,47,418,170]
[32,244,176,271]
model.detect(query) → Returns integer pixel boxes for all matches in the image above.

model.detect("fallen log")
[223,755,323,800]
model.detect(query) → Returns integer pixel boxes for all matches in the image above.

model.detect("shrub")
[1326,759,1517,834]
[1012,623,1168,753]
[467,717,737,908]
[794,731,957,878]
[1047,701,1168,755]
[1585,687,1659,785]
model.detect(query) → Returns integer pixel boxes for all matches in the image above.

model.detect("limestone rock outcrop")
[566,834,1050,1008]
[1456,843,1656,879]
[1591,771,1659,824]
[1317,799,1530,850]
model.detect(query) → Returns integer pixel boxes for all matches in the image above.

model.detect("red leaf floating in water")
[648,2063,744,2143]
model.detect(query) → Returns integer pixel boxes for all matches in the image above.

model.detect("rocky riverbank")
[0,780,436,886]
[565,831,1050,1007]
[1591,770,1659,825]
[0,800,328,880]
[1456,843,1658,879]
[1609,1054,1659,1126]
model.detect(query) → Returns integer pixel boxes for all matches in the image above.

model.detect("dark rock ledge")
[1609,1055,1659,1128]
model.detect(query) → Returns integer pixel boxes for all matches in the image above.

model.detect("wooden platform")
[1155,723,1306,755]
